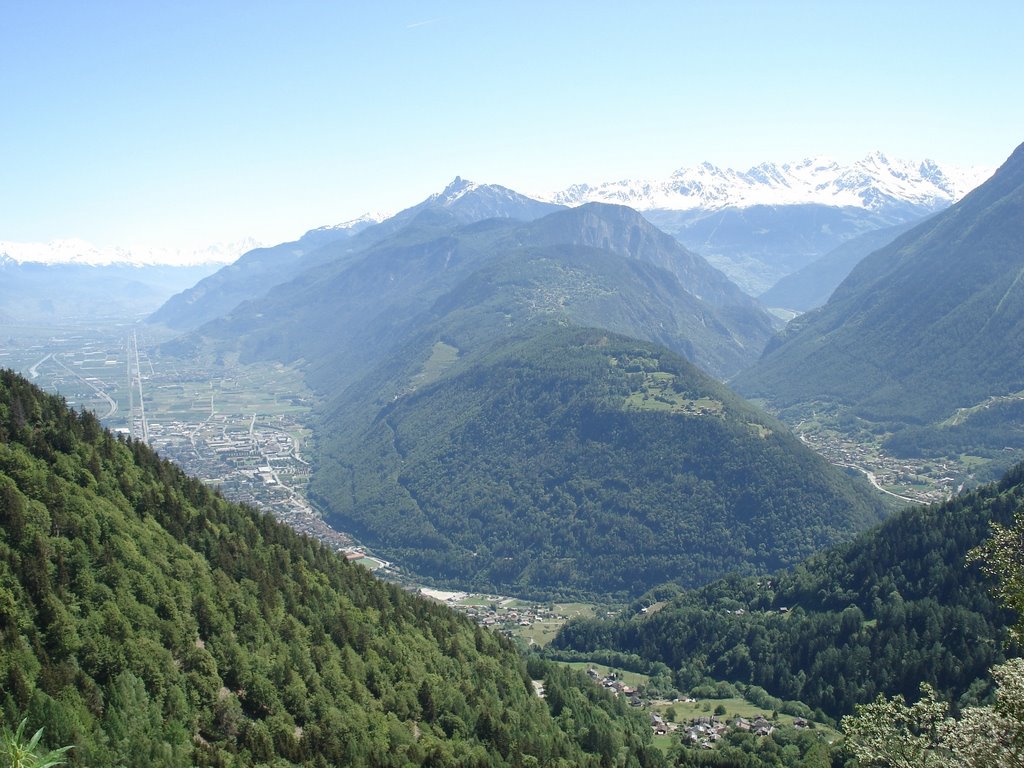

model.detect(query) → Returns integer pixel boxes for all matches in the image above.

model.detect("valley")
[791,413,974,505]
[0,321,356,556]
[2,317,989,574]
[6,2,1023,764]
[3,143,1023,766]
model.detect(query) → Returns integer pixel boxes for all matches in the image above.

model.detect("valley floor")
[790,413,1012,505]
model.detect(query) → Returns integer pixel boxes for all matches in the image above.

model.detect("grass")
[553,602,599,618]
[409,341,460,390]
[516,622,563,646]
[354,557,385,571]
[656,697,840,741]
[456,596,496,607]
[651,732,676,752]
[564,661,650,690]
[622,369,725,417]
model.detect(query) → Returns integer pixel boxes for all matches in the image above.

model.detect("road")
[51,355,118,420]
[837,462,920,504]
[28,352,52,379]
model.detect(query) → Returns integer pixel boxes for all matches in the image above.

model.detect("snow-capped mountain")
[0,237,261,267]
[408,176,564,222]
[546,153,993,213]
[305,212,390,237]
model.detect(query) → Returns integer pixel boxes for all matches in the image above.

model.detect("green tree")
[954,658,1024,767]
[841,684,953,767]
[842,660,1024,768]
[843,489,1024,767]
[971,503,1024,639]
[0,719,72,768]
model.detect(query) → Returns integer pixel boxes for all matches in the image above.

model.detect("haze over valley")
[4,3,1024,766]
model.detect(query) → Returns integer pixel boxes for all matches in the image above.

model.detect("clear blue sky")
[2,1,1021,252]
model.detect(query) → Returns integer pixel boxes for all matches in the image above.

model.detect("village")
[794,421,961,504]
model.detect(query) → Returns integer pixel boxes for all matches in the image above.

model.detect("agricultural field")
[1,320,353,552]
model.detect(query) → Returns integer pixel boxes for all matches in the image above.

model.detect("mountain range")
[161,195,776,381]
[4,138,1023,767]
[546,153,988,213]
[149,178,564,331]
[0,258,223,321]
[154,190,888,597]
[544,154,991,295]
[735,141,1024,466]
[142,152,992,326]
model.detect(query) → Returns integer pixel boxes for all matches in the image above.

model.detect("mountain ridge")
[148,179,564,331]
[734,140,1024,463]
[545,153,991,213]
[176,201,777,384]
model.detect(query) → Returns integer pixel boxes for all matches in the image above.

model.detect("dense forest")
[0,369,664,767]
[553,465,1024,721]
[316,324,888,599]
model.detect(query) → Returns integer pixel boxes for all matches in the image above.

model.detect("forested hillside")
[315,324,888,599]
[0,370,663,767]
[553,465,1024,721]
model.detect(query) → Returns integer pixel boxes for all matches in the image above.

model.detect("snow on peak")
[545,154,994,213]
[0,237,260,267]
[434,176,481,204]
[316,212,390,233]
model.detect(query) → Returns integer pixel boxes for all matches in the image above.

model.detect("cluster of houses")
[797,426,954,503]
[657,712,814,748]
[585,667,643,705]
[444,597,564,635]
[147,406,366,558]
[672,714,780,747]
[580,665,821,749]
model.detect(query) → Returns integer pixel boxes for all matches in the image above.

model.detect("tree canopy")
[0,369,663,767]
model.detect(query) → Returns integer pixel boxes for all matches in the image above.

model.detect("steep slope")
[735,141,1024,458]
[525,204,763,313]
[313,324,889,599]
[176,202,777,388]
[759,218,924,311]
[147,226,366,331]
[0,370,663,767]
[554,461,1024,719]
[149,179,562,331]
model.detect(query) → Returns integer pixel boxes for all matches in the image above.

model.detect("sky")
[2,0,1022,259]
